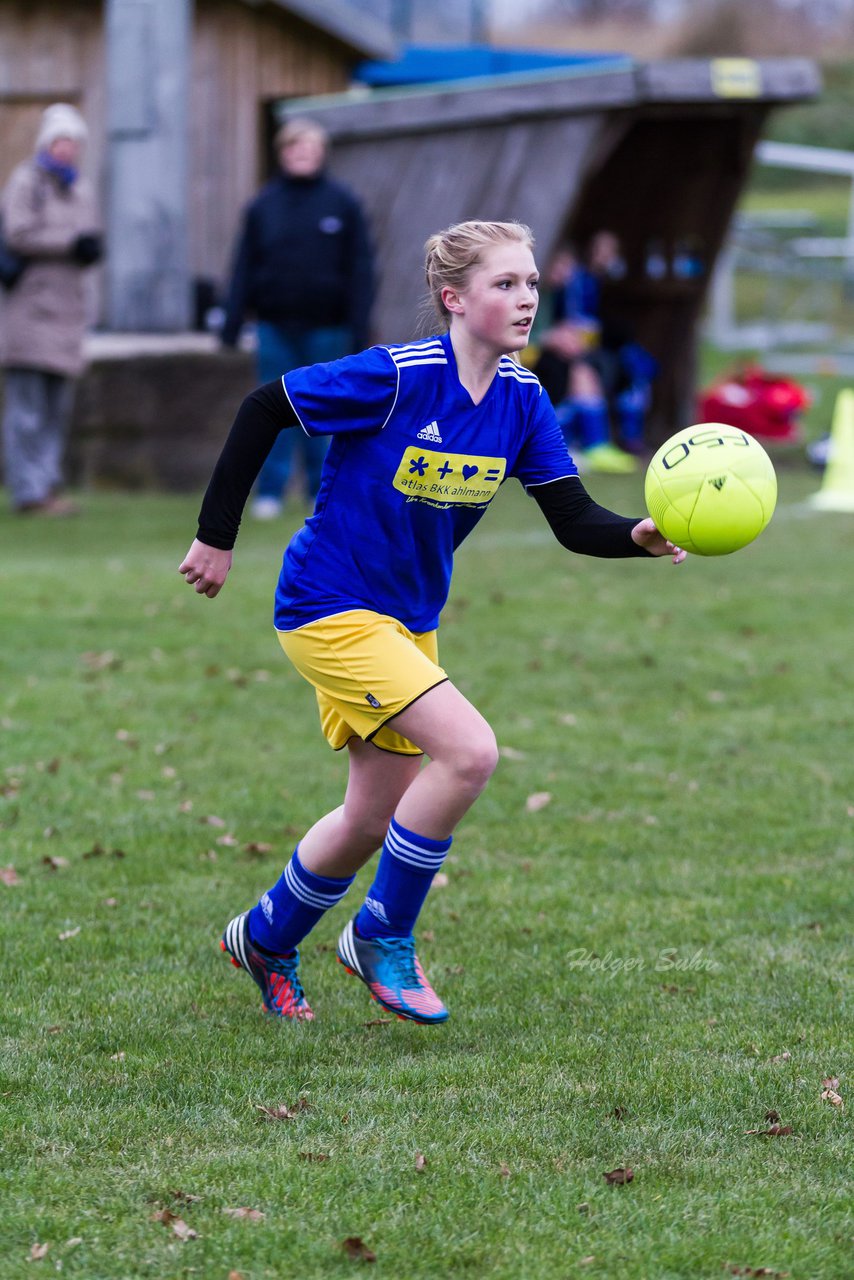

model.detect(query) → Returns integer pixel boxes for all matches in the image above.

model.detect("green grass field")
[1,469,851,1279]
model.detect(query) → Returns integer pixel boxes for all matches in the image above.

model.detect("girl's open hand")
[631,517,687,564]
[178,539,233,598]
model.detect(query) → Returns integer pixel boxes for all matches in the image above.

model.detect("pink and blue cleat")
[221,912,313,1020]
[336,918,448,1024]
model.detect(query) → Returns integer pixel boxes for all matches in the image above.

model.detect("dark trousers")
[255,323,350,501]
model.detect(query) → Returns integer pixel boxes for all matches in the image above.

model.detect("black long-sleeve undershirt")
[196,380,650,558]
[530,477,649,558]
[197,382,294,549]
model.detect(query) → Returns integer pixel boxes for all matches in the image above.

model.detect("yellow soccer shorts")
[277,609,448,755]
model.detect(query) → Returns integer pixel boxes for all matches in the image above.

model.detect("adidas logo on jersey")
[416,420,443,444]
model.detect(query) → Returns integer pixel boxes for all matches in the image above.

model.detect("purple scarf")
[36,150,78,189]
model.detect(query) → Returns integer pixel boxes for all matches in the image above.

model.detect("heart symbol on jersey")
[462,465,479,481]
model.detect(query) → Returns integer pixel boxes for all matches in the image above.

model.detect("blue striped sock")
[248,848,355,954]
[355,817,452,940]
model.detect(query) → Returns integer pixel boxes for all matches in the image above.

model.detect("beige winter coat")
[0,160,99,377]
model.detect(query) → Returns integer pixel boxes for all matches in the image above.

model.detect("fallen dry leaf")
[42,855,69,870]
[82,843,126,860]
[1,865,20,886]
[525,791,552,813]
[579,1258,596,1267]
[58,926,80,941]
[498,1162,511,1178]
[244,841,273,855]
[151,1208,197,1240]
[768,1051,791,1064]
[414,1151,427,1172]
[821,1088,844,1109]
[744,1125,793,1137]
[363,1018,391,1028]
[255,1098,311,1121]
[228,1272,245,1280]
[222,1207,265,1221]
[603,1166,634,1184]
[201,814,226,827]
[28,1242,49,1260]
[499,745,526,761]
[611,1106,628,1120]
[170,1189,202,1203]
[81,650,121,672]
[297,1152,330,1163]
[171,1218,197,1241]
[726,1267,790,1278]
[821,1076,839,1090]
[764,1109,781,1123]
[341,1237,376,1262]
[432,872,449,888]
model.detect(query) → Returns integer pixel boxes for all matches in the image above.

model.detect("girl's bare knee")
[454,729,499,794]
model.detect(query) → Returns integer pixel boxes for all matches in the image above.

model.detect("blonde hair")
[274,116,329,153]
[423,220,535,330]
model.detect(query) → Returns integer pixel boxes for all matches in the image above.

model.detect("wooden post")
[104,0,192,331]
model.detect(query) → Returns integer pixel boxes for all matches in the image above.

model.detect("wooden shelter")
[0,0,394,328]
[284,57,820,438]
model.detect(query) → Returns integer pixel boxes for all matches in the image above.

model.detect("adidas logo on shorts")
[416,420,443,443]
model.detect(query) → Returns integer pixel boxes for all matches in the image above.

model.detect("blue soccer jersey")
[275,332,577,632]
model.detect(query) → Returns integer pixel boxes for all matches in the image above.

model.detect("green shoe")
[581,444,638,474]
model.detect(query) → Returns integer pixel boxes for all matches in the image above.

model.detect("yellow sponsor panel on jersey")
[393,447,506,506]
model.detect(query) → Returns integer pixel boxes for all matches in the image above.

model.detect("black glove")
[72,233,103,266]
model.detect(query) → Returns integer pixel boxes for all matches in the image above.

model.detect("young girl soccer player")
[179,220,685,1025]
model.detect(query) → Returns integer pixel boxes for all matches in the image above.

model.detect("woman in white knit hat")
[0,102,103,515]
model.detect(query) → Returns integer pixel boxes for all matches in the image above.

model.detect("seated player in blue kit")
[179,219,685,1025]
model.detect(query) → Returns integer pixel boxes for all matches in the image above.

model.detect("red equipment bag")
[697,366,809,443]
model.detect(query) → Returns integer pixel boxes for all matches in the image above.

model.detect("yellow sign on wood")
[711,59,762,99]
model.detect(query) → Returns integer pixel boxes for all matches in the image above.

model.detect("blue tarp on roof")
[355,43,629,88]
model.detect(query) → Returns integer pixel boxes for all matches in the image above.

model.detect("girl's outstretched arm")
[532,476,685,563]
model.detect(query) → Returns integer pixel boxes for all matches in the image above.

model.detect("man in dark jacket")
[221,117,374,517]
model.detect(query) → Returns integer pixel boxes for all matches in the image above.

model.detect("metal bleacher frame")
[707,140,854,376]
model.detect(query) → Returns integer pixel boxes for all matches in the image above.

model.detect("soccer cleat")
[220,912,313,1020]
[336,918,448,1024]
[580,443,638,474]
[250,497,283,520]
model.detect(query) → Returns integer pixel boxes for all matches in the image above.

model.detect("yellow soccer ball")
[644,424,778,555]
